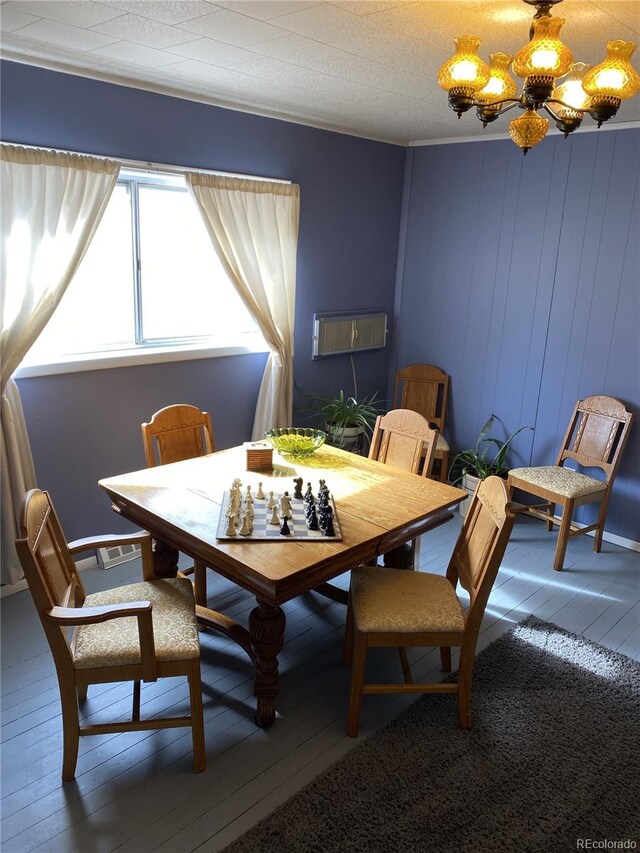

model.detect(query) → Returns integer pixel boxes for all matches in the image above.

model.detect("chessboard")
[215,479,342,541]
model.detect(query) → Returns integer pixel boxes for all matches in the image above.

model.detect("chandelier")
[437,0,640,154]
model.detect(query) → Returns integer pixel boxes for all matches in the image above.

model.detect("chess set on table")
[215,477,342,541]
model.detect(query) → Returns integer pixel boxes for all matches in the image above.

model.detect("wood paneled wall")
[395,129,639,543]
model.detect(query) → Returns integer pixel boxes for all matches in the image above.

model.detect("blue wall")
[395,130,639,542]
[3,59,638,546]
[2,60,405,539]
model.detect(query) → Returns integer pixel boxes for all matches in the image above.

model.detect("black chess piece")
[306,505,319,531]
[293,477,304,500]
[280,515,291,536]
[318,504,329,532]
[323,505,335,537]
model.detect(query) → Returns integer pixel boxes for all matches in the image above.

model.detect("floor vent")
[98,544,140,570]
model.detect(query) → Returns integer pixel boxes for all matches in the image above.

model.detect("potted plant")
[449,414,533,517]
[306,389,382,453]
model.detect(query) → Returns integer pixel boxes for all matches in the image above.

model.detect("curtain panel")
[1,144,119,584]
[185,173,300,440]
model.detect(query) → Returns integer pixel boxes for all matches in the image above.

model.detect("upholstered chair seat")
[75,578,200,669]
[509,466,606,499]
[350,566,465,634]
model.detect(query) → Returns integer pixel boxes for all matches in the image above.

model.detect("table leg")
[249,598,286,727]
[151,539,180,578]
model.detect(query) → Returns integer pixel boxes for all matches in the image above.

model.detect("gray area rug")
[221,616,640,853]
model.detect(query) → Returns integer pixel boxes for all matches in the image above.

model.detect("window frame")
[15,168,268,379]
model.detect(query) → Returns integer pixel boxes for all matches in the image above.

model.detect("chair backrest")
[556,395,633,483]
[368,409,438,477]
[141,404,215,467]
[393,363,449,434]
[447,476,515,630]
[15,489,85,669]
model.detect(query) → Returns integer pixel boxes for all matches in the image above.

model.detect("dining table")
[99,443,466,726]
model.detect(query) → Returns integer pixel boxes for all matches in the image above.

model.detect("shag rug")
[221,616,640,853]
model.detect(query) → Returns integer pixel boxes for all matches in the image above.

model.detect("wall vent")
[312,312,387,358]
[98,544,140,570]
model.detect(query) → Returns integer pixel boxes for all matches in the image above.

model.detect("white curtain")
[185,173,300,440]
[1,145,119,583]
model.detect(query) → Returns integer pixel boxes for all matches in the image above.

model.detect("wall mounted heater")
[312,312,387,359]
[98,543,140,570]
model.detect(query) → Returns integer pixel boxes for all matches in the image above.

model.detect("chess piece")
[225,512,237,537]
[304,482,314,504]
[266,491,276,509]
[269,505,280,526]
[280,515,291,536]
[256,482,265,500]
[246,485,253,502]
[280,491,292,517]
[293,477,304,500]
[306,504,319,531]
[322,505,335,536]
[239,513,253,536]
[246,503,255,521]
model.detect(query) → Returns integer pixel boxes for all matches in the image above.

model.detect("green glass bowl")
[265,427,327,458]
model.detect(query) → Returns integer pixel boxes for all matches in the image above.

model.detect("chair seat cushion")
[423,434,449,453]
[350,567,465,634]
[74,577,199,669]
[509,466,607,499]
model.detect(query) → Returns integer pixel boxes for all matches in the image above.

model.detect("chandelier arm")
[471,96,521,110]
[473,99,523,117]
[545,97,588,115]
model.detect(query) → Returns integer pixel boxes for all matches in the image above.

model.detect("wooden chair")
[367,409,439,570]
[393,363,450,482]
[141,403,215,468]
[141,404,215,608]
[343,476,515,737]
[368,408,438,478]
[507,395,633,572]
[15,489,206,781]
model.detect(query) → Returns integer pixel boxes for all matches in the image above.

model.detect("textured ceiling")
[2,0,639,144]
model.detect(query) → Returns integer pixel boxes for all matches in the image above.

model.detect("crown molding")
[409,120,640,147]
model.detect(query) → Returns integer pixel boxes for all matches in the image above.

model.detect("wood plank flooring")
[2,515,639,853]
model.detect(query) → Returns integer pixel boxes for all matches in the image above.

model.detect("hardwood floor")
[2,515,639,853]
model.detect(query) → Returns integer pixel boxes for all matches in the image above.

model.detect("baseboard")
[1,553,99,597]
[524,514,640,553]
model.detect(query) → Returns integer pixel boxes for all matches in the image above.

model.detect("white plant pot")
[459,472,481,518]
[325,423,364,453]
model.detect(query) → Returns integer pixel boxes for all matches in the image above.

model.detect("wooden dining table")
[99,443,466,726]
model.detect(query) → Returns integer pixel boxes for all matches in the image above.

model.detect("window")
[20,169,265,374]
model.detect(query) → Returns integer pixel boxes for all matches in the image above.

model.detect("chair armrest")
[46,602,157,682]
[67,531,152,556]
[68,531,155,582]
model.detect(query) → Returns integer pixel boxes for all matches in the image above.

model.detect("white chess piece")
[256,482,265,500]
[239,513,252,536]
[280,492,292,518]
[266,491,276,509]
[269,506,280,526]
[225,512,238,537]
[246,503,255,521]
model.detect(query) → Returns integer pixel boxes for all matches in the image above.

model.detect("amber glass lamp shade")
[437,36,490,93]
[552,62,591,114]
[512,17,573,79]
[582,41,640,99]
[508,109,549,155]
[476,53,518,103]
